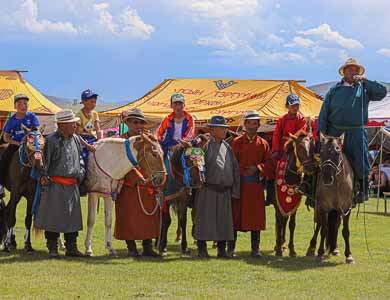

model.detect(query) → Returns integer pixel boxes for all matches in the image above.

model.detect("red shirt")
[272,113,307,153]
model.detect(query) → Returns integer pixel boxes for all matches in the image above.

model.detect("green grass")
[1,195,390,299]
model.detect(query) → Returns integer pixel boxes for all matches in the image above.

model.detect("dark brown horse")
[274,131,316,257]
[315,132,354,264]
[159,136,208,255]
[0,129,45,252]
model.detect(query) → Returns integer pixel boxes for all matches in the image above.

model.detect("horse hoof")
[181,249,191,255]
[332,249,341,257]
[85,250,93,257]
[346,256,355,264]
[275,250,283,257]
[289,251,297,258]
[24,245,35,254]
[306,248,316,257]
[316,255,325,263]
[108,249,118,257]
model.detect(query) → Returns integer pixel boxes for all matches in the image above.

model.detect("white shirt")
[173,122,183,141]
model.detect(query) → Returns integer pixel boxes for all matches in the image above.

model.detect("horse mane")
[283,129,309,152]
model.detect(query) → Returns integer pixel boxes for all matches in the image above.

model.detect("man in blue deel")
[318,58,387,205]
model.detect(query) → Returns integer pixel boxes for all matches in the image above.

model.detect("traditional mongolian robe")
[194,137,240,241]
[318,79,387,180]
[231,134,274,231]
[35,131,85,233]
[114,133,160,241]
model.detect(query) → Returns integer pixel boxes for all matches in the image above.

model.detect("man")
[230,110,274,257]
[114,108,160,257]
[194,116,240,258]
[35,109,86,257]
[0,94,40,199]
[318,58,387,204]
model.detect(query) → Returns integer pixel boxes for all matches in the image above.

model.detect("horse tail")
[326,209,339,253]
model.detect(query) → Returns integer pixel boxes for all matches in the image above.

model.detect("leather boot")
[251,231,262,258]
[142,239,160,257]
[227,231,237,258]
[47,239,59,258]
[217,241,227,258]
[197,240,209,258]
[65,233,85,257]
[353,178,369,205]
[126,240,139,257]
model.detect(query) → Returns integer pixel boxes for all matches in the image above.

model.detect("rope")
[136,185,159,216]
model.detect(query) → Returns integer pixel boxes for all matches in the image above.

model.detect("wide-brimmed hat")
[338,58,365,76]
[286,94,300,106]
[243,110,261,121]
[171,93,185,103]
[55,109,80,123]
[208,116,229,128]
[14,93,29,103]
[122,108,147,123]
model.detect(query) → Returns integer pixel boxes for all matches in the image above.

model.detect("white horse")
[83,134,166,256]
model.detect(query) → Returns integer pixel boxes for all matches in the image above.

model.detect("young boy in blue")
[0,94,40,198]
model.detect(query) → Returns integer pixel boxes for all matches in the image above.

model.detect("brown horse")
[274,131,316,257]
[0,129,45,252]
[315,132,354,264]
[159,135,208,255]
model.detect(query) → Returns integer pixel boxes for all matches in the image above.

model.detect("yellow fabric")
[100,79,323,126]
[75,110,100,138]
[0,71,61,115]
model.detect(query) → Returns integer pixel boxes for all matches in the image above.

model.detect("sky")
[1,0,390,102]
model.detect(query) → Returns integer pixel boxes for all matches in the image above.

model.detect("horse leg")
[332,217,342,257]
[306,222,321,257]
[274,209,284,256]
[342,214,354,264]
[281,216,287,252]
[175,224,182,242]
[85,193,98,256]
[179,202,190,255]
[24,198,34,253]
[317,212,327,262]
[4,193,21,251]
[288,213,297,257]
[159,206,171,255]
[104,196,116,257]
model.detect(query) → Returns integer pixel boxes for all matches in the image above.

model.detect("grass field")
[0,196,389,299]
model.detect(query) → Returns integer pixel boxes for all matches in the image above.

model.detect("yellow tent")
[101,78,323,127]
[0,70,61,115]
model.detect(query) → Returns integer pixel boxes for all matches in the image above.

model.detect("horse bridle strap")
[124,138,139,167]
[320,158,343,175]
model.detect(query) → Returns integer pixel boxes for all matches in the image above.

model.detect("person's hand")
[87,144,96,152]
[40,176,50,186]
[353,75,366,82]
[243,166,258,176]
[13,141,21,146]
[137,177,147,186]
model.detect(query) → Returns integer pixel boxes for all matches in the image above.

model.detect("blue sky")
[1,0,389,102]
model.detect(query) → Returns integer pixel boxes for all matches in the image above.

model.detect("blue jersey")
[3,112,40,142]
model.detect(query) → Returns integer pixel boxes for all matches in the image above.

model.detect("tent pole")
[377,127,384,202]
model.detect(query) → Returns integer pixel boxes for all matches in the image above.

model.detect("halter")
[320,157,343,176]
[19,131,44,171]
[180,147,206,189]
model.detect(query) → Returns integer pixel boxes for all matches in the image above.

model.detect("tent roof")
[0,70,61,115]
[101,78,323,125]
[369,91,390,120]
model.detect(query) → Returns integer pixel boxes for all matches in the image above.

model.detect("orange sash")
[51,176,77,186]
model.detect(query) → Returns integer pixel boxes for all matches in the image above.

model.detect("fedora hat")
[338,58,365,76]
[55,109,80,123]
[122,108,147,123]
[243,110,261,120]
[207,116,229,128]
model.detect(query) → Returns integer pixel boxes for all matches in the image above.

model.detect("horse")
[83,133,166,257]
[273,131,316,257]
[0,128,45,253]
[158,136,208,255]
[315,132,354,264]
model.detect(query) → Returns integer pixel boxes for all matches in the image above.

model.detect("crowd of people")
[0,57,387,258]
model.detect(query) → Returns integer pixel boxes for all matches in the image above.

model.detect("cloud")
[195,33,236,50]
[284,36,314,48]
[16,0,78,34]
[268,33,284,45]
[299,23,363,50]
[377,48,390,58]
[120,7,155,40]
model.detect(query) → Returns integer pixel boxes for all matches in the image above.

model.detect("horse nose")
[152,174,165,186]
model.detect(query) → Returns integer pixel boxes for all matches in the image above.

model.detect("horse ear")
[320,131,326,142]
[288,133,297,140]
[339,133,345,145]
[39,124,46,134]
[133,136,143,151]
[21,123,31,133]
[179,139,191,149]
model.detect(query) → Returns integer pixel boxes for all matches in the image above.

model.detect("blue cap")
[207,116,229,128]
[286,94,300,106]
[81,89,98,101]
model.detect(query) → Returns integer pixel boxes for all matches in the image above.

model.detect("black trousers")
[45,231,78,241]
[0,144,19,185]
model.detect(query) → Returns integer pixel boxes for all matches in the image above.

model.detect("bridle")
[320,156,343,176]
[19,131,44,170]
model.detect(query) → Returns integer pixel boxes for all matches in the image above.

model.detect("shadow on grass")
[364,211,390,217]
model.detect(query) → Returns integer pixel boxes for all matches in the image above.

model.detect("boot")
[297,175,313,197]
[265,179,275,206]
[197,240,210,258]
[217,241,227,258]
[251,231,262,258]
[0,185,5,199]
[47,239,59,258]
[126,240,139,257]
[65,234,85,257]
[353,178,369,205]
[227,231,237,258]
[141,240,160,257]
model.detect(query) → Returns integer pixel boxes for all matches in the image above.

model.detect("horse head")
[319,132,344,186]
[21,125,45,171]
[133,133,167,188]
[177,136,208,189]
[287,130,316,175]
